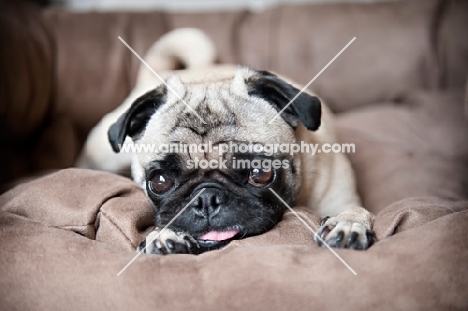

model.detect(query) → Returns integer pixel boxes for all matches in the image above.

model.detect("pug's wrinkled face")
[108,67,321,250]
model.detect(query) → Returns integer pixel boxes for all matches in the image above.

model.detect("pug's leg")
[138,227,200,255]
[316,206,376,250]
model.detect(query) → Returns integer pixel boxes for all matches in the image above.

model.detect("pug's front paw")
[138,228,199,255]
[315,210,376,250]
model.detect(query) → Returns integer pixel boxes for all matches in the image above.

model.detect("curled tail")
[136,28,217,83]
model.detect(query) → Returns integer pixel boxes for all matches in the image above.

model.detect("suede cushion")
[1,169,467,310]
[337,89,468,214]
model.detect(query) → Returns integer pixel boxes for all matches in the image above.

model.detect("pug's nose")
[192,188,226,217]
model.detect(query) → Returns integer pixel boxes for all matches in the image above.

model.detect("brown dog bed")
[0,168,467,310]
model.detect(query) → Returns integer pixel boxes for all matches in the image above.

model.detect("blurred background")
[30,0,392,11]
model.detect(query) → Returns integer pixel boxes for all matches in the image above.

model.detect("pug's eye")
[149,174,174,194]
[248,168,274,186]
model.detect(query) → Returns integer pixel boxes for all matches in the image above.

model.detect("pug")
[77,28,376,255]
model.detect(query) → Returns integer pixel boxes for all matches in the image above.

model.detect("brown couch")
[1,0,467,309]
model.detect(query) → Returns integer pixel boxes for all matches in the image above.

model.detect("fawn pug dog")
[78,29,375,254]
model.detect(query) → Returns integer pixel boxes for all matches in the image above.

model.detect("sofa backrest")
[44,0,468,137]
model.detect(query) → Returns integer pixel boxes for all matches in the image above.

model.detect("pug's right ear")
[108,85,167,153]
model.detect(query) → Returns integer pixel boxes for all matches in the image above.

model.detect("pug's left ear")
[247,70,321,131]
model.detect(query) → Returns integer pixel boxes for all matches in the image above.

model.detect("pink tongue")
[199,229,239,241]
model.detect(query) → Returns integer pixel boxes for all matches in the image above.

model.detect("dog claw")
[166,239,175,250]
[320,216,330,227]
